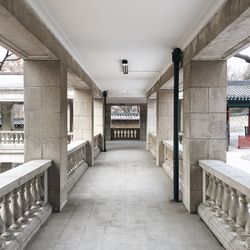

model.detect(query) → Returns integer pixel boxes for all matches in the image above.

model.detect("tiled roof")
[227,81,250,101]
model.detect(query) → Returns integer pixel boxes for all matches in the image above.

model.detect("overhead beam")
[147,0,250,97]
[0,0,102,96]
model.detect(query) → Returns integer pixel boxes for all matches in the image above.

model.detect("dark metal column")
[103,91,107,152]
[172,48,182,202]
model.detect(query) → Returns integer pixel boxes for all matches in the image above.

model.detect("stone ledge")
[4,204,52,250]
[198,203,246,250]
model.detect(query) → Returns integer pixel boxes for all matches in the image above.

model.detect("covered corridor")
[26,141,222,250]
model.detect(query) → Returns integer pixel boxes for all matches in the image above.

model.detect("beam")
[147,0,250,97]
[0,0,102,96]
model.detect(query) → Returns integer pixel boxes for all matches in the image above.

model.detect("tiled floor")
[26,141,223,250]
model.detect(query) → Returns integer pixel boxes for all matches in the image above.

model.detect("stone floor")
[26,141,223,250]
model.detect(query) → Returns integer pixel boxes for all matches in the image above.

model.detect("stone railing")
[111,128,140,140]
[198,160,250,250]
[66,140,88,192]
[0,160,52,249]
[148,133,157,158]
[93,133,102,159]
[0,131,24,144]
[162,140,183,186]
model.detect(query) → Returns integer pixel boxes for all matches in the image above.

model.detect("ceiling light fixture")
[121,59,128,74]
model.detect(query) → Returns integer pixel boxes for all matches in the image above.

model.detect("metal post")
[103,91,107,152]
[172,48,182,202]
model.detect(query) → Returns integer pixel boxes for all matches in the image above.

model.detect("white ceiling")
[26,0,225,100]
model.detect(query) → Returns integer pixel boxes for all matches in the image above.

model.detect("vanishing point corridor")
[26,142,222,250]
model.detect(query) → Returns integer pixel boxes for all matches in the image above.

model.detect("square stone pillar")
[183,60,227,213]
[94,98,104,150]
[139,104,147,141]
[1,103,14,130]
[24,60,68,212]
[156,89,173,166]
[105,104,111,141]
[73,89,94,166]
[146,97,156,150]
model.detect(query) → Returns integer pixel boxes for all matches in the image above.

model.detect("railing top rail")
[0,131,24,134]
[67,140,88,156]
[199,160,250,196]
[162,140,183,155]
[0,159,51,198]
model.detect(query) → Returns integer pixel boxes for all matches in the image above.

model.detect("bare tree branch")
[0,49,21,71]
[234,53,250,63]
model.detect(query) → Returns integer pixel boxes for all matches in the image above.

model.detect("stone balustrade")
[198,160,250,250]
[93,134,102,159]
[0,160,52,249]
[162,140,183,189]
[0,131,24,144]
[111,128,140,140]
[148,133,157,158]
[66,140,88,192]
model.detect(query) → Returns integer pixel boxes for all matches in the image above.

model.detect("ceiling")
[26,0,225,101]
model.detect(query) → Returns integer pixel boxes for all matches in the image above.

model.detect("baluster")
[9,133,14,144]
[134,130,137,139]
[24,182,34,218]
[214,180,224,216]
[124,130,127,139]
[13,133,17,144]
[235,193,249,239]
[19,133,24,144]
[121,130,123,138]
[6,133,10,144]
[1,194,14,240]
[10,189,22,232]
[0,133,2,143]
[18,185,28,224]
[205,174,213,206]
[220,183,231,219]
[227,188,240,231]
[117,130,120,139]
[31,178,39,212]
[209,177,217,211]
[127,130,130,138]
[0,198,6,248]
[36,175,44,207]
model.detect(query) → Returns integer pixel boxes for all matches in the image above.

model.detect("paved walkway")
[26,141,223,250]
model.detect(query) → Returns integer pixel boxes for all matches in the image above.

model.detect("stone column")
[183,60,227,213]
[139,104,147,141]
[105,104,111,141]
[73,89,94,166]
[24,60,68,212]
[156,89,173,166]
[94,98,104,150]
[146,97,156,150]
[1,103,14,130]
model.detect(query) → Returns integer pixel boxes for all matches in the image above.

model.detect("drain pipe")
[103,91,107,152]
[172,48,182,202]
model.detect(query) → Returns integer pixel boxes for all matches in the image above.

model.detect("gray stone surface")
[24,60,68,212]
[182,60,227,213]
[26,141,223,250]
